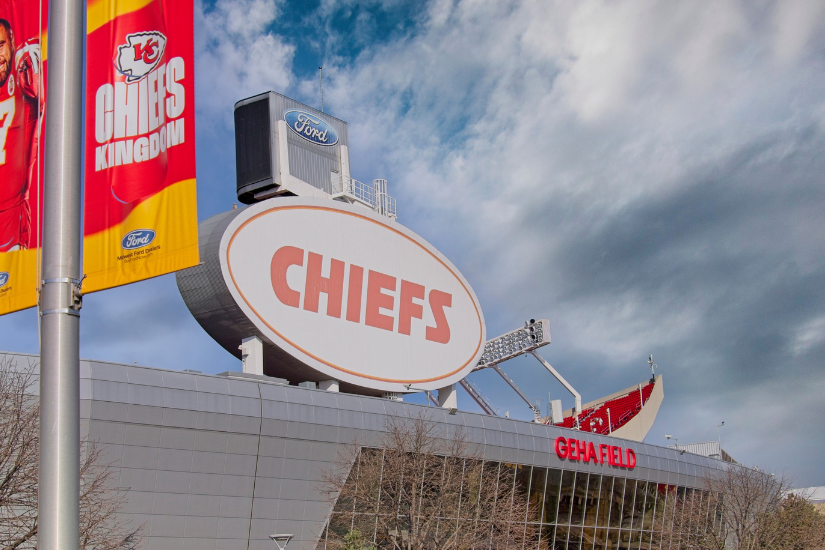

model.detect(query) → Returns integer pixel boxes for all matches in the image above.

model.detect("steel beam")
[531,351,581,424]
[492,366,542,422]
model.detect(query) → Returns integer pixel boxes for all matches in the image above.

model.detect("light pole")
[39,0,85,547]
[717,421,725,446]
[648,354,657,381]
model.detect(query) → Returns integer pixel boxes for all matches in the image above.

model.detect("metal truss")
[461,319,582,426]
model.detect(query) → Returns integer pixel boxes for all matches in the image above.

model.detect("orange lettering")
[303,252,345,318]
[270,246,304,308]
[425,290,452,343]
[345,264,364,323]
[398,280,425,335]
[365,270,396,331]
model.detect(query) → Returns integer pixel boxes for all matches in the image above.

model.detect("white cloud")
[322,0,825,302]
[791,316,825,357]
[771,0,825,64]
[311,0,825,481]
[196,0,294,125]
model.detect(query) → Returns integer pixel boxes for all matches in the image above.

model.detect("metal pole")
[39,0,84,546]
[319,66,323,112]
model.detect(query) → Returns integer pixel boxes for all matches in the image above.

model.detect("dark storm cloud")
[547,125,825,388]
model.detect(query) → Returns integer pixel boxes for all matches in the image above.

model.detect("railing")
[330,175,397,219]
[459,378,500,416]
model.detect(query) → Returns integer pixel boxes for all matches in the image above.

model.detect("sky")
[2,0,825,486]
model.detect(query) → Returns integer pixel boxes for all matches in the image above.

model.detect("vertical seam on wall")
[247,383,263,550]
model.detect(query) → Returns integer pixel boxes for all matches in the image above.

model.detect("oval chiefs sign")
[219,197,486,392]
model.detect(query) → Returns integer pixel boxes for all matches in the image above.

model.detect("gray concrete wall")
[1,352,725,550]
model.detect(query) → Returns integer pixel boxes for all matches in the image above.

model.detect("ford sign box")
[177,197,486,394]
[284,109,339,147]
[122,229,156,250]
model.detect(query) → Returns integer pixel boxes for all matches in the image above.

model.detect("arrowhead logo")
[116,31,167,82]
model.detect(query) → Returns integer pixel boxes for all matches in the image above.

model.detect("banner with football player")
[83,0,198,293]
[0,0,46,315]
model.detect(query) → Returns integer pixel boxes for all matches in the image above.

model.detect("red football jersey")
[0,67,38,248]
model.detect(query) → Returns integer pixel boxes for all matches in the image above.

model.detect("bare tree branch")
[0,357,143,550]
[654,463,825,550]
[319,410,537,550]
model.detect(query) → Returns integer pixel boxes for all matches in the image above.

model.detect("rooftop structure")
[233,92,396,219]
[666,441,736,463]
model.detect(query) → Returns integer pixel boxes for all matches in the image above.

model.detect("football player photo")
[0,18,41,252]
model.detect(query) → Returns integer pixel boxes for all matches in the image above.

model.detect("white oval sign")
[220,197,486,392]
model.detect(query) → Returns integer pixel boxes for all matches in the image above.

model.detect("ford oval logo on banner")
[0,272,8,289]
[284,109,339,147]
[122,229,156,250]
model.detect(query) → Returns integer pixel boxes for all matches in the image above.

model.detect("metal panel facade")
[266,92,349,194]
[3,352,725,550]
[286,141,338,195]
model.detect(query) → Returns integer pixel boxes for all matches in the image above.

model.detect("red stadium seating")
[551,381,654,434]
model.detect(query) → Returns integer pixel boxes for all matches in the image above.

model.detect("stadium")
[6,92,731,550]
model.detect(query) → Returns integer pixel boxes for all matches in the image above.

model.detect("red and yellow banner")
[83,0,197,293]
[0,0,46,315]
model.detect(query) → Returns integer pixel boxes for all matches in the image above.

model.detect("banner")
[0,0,46,315]
[84,0,198,293]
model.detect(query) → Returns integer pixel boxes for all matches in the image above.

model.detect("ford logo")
[284,109,338,147]
[0,272,8,288]
[122,229,156,249]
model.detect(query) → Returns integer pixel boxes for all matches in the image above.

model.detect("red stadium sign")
[554,436,636,469]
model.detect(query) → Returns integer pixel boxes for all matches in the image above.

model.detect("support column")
[240,336,263,376]
[319,380,339,392]
[277,119,290,180]
[39,0,85,547]
[340,144,351,181]
[438,384,457,409]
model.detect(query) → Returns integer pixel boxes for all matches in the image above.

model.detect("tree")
[654,463,825,550]
[320,411,537,550]
[0,358,142,550]
[340,528,373,550]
